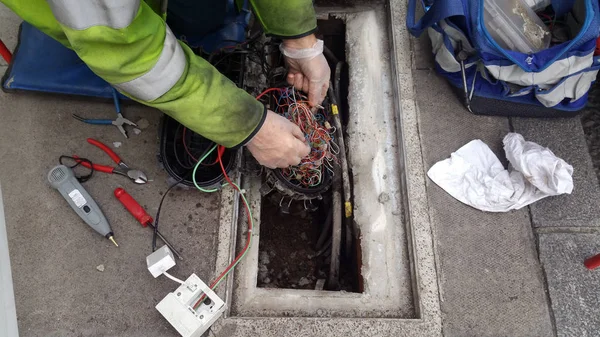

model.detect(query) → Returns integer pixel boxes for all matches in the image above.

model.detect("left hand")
[281,35,331,107]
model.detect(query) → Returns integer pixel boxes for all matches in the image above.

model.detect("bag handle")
[407,0,466,37]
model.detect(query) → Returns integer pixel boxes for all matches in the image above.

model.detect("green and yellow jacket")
[0,0,317,147]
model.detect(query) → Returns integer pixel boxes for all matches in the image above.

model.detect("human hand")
[247,110,310,169]
[281,35,331,107]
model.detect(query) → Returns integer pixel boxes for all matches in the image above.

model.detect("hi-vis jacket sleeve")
[1,0,266,147]
[245,0,317,38]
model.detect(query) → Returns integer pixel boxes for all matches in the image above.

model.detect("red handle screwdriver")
[584,253,600,270]
[114,188,183,260]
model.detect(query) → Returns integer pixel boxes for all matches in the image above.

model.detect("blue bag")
[407,0,600,117]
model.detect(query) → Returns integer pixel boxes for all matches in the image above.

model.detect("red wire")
[192,145,253,309]
[256,88,281,100]
[182,128,198,161]
[182,127,219,166]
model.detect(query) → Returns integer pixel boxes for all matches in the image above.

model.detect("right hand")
[247,110,310,169]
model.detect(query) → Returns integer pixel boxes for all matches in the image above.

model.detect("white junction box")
[146,245,177,278]
[156,274,226,337]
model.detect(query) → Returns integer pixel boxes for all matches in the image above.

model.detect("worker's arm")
[0,0,309,168]
[3,0,262,148]
[246,0,330,106]
[246,0,317,38]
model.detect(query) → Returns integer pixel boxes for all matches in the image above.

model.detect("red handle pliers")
[74,138,148,184]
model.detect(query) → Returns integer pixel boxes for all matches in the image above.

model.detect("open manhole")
[216,3,416,319]
[255,17,360,293]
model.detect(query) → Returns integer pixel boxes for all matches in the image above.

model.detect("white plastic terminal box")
[156,274,226,337]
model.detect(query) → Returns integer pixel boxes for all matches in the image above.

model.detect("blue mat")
[1,0,249,99]
[2,22,117,99]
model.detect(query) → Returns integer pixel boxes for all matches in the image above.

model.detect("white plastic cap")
[146,245,176,278]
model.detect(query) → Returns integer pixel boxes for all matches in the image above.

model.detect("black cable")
[173,124,195,170]
[152,142,217,252]
[152,177,184,252]
[59,156,94,183]
[334,61,344,108]
[323,45,340,65]
[316,207,334,251]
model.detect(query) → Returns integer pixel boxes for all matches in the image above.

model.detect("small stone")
[300,232,308,241]
[263,277,271,284]
[298,277,311,287]
[136,118,150,129]
[378,192,390,204]
[96,264,105,272]
[133,128,142,135]
[258,265,268,274]
[112,142,122,148]
[259,251,270,265]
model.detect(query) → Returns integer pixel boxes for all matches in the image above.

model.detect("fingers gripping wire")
[256,86,338,188]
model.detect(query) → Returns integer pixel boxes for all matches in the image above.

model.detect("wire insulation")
[258,87,338,188]
[191,146,254,310]
[163,271,186,285]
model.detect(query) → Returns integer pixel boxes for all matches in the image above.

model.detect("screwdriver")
[113,188,183,260]
[48,165,118,247]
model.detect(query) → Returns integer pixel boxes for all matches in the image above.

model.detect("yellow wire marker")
[344,201,352,218]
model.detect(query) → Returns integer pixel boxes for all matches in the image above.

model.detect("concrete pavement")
[3,1,600,336]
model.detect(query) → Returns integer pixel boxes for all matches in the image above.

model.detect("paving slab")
[512,118,600,227]
[0,92,221,337]
[415,70,554,337]
[412,34,434,70]
[539,233,600,337]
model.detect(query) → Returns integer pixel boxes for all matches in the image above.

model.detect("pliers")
[74,138,148,184]
[72,87,137,138]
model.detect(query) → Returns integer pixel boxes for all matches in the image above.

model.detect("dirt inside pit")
[257,201,329,290]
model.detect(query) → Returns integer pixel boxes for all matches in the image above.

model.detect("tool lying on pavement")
[584,253,600,270]
[72,87,137,138]
[114,188,183,260]
[74,138,148,184]
[48,165,119,247]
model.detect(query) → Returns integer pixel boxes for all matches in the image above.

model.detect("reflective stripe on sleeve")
[47,0,140,30]
[113,27,186,102]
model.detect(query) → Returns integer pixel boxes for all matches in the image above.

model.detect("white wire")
[163,271,185,285]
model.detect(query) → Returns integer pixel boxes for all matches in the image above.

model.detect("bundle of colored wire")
[259,87,338,188]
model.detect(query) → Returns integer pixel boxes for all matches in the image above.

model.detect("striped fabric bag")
[407,0,600,117]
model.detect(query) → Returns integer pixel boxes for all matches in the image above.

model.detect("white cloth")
[427,133,573,212]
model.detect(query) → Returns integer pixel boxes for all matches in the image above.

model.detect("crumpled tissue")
[427,133,573,212]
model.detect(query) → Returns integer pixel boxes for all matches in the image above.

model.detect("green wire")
[192,144,220,192]
[209,182,254,291]
[191,181,254,309]
[190,144,254,301]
